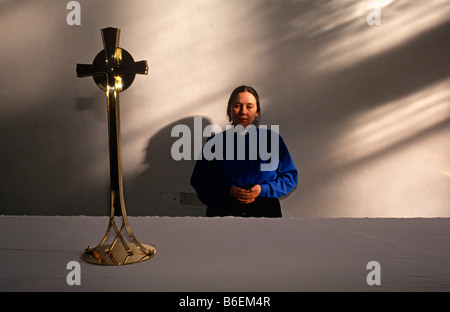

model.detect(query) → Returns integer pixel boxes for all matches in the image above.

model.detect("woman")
[190,85,298,217]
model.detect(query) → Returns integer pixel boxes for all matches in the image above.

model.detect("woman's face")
[230,92,259,127]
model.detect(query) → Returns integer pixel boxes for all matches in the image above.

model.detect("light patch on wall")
[327,78,450,167]
[312,0,450,73]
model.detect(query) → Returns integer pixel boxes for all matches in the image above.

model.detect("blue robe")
[190,127,298,216]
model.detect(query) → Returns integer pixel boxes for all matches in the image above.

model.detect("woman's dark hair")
[226,85,261,125]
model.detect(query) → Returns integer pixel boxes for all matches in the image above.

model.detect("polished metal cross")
[76,27,155,265]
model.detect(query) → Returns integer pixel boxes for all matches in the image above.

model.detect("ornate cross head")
[76,27,148,92]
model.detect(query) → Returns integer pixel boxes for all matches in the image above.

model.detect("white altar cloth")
[0,216,449,292]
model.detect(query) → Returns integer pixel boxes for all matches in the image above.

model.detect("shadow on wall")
[249,2,450,217]
[292,19,450,171]
[267,19,450,217]
[126,116,211,216]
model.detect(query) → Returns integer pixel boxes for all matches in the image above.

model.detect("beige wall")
[0,0,449,217]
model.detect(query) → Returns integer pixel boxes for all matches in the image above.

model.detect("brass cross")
[76,27,155,265]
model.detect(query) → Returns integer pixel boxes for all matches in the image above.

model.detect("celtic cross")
[76,27,156,265]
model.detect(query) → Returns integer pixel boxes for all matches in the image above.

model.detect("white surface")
[0,216,449,292]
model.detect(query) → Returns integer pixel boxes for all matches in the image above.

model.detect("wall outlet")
[180,192,205,206]
[160,192,205,207]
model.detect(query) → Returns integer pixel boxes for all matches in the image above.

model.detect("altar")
[0,215,449,292]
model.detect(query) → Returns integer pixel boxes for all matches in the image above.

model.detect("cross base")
[82,243,156,266]
[81,214,156,265]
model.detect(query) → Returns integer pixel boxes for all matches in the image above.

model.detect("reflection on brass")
[76,27,156,265]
